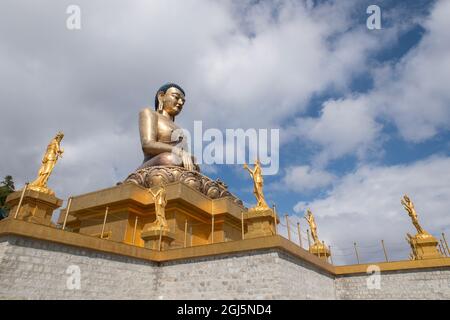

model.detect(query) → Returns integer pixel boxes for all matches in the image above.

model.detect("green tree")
[0,175,15,219]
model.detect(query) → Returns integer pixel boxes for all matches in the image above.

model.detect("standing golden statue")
[147,186,169,231]
[28,132,64,195]
[401,194,427,236]
[304,209,330,260]
[305,209,319,244]
[401,194,441,260]
[244,159,269,210]
[242,159,278,238]
[138,83,198,171]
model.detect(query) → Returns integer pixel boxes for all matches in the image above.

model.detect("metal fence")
[277,213,450,265]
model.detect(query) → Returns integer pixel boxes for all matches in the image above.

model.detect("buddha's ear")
[157,91,165,111]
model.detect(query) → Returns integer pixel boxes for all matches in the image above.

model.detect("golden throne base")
[243,207,278,239]
[410,234,442,260]
[5,189,63,226]
[309,242,331,261]
[141,229,176,250]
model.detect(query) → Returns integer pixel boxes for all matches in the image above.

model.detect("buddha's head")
[155,83,186,118]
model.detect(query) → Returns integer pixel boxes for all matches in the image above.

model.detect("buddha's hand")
[172,147,194,170]
[181,150,194,171]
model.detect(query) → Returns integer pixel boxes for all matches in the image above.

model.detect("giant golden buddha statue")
[138,83,199,171]
[125,83,242,205]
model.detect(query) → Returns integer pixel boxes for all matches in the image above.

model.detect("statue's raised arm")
[243,163,254,176]
[401,194,426,236]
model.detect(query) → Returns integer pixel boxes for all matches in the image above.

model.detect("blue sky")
[182,0,450,263]
[1,0,449,264]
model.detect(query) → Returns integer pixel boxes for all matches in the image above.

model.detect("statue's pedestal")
[5,189,62,226]
[309,242,331,261]
[409,234,442,260]
[141,228,175,251]
[57,181,246,247]
[244,207,278,239]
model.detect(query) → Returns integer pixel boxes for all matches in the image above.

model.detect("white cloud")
[283,0,450,165]
[374,0,450,142]
[293,156,450,265]
[0,0,389,198]
[195,0,383,129]
[285,96,382,165]
[276,165,336,192]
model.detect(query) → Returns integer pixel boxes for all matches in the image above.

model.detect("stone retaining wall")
[1,234,449,300]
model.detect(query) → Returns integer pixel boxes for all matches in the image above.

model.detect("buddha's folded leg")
[138,152,183,170]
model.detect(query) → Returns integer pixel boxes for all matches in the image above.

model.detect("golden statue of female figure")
[401,194,427,236]
[244,159,269,209]
[148,186,169,231]
[305,209,319,244]
[28,132,64,195]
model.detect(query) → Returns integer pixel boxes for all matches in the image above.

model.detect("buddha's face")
[158,87,185,117]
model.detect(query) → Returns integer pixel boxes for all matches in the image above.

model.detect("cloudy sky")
[1,0,449,264]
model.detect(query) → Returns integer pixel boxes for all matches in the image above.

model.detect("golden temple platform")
[57,181,255,248]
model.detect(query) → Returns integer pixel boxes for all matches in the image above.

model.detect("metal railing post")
[353,242,360,264]
[297,222,302,248]
[14,183,29,219]
[132,216,138,245]
[272,204,278,235]
[285,214,291,241]
[442,233,450,256]
[241,212,245,240]
[211,214,215,244]
[381,240,389,262]
[62,197,73,230]
[184,220,188,248]
[100,206,109,239]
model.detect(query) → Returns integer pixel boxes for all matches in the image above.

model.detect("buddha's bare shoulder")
[140,108,162,124]
[139,107,158,117]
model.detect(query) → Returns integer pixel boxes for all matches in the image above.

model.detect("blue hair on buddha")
[154,83,185,110]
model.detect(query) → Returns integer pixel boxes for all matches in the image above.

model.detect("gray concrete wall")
[0,236,157,299]
[335,268,450,299]
[0,235,335,300]
[1,235,449,300]
[276,252,336,299]
[158,251,336,299]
